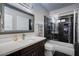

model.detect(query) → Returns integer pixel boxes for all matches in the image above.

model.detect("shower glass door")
[52,10,77,44]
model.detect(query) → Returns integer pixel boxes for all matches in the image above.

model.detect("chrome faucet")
[22,34,26,40]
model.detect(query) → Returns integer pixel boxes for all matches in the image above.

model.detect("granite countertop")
[0,36,45,56]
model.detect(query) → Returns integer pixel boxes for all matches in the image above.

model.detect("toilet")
[45,41,55,56]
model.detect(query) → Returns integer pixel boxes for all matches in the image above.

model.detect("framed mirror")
[0,3,34,34]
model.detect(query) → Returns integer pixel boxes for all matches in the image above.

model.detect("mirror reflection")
[1,4,34,33]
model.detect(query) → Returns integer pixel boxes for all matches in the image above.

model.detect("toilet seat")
[45,42,55,51]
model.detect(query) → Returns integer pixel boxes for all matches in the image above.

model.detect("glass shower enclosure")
[51,10,78,45]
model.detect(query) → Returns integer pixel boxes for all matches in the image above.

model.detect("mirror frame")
[0,3,34,34]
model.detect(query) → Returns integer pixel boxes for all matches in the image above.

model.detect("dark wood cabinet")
[7,40,45,56]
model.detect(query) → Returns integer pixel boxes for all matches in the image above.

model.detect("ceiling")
[40,3,75,12]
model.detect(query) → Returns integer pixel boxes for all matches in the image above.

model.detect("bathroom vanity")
[0,36,46,56]
[8,40,45,56]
